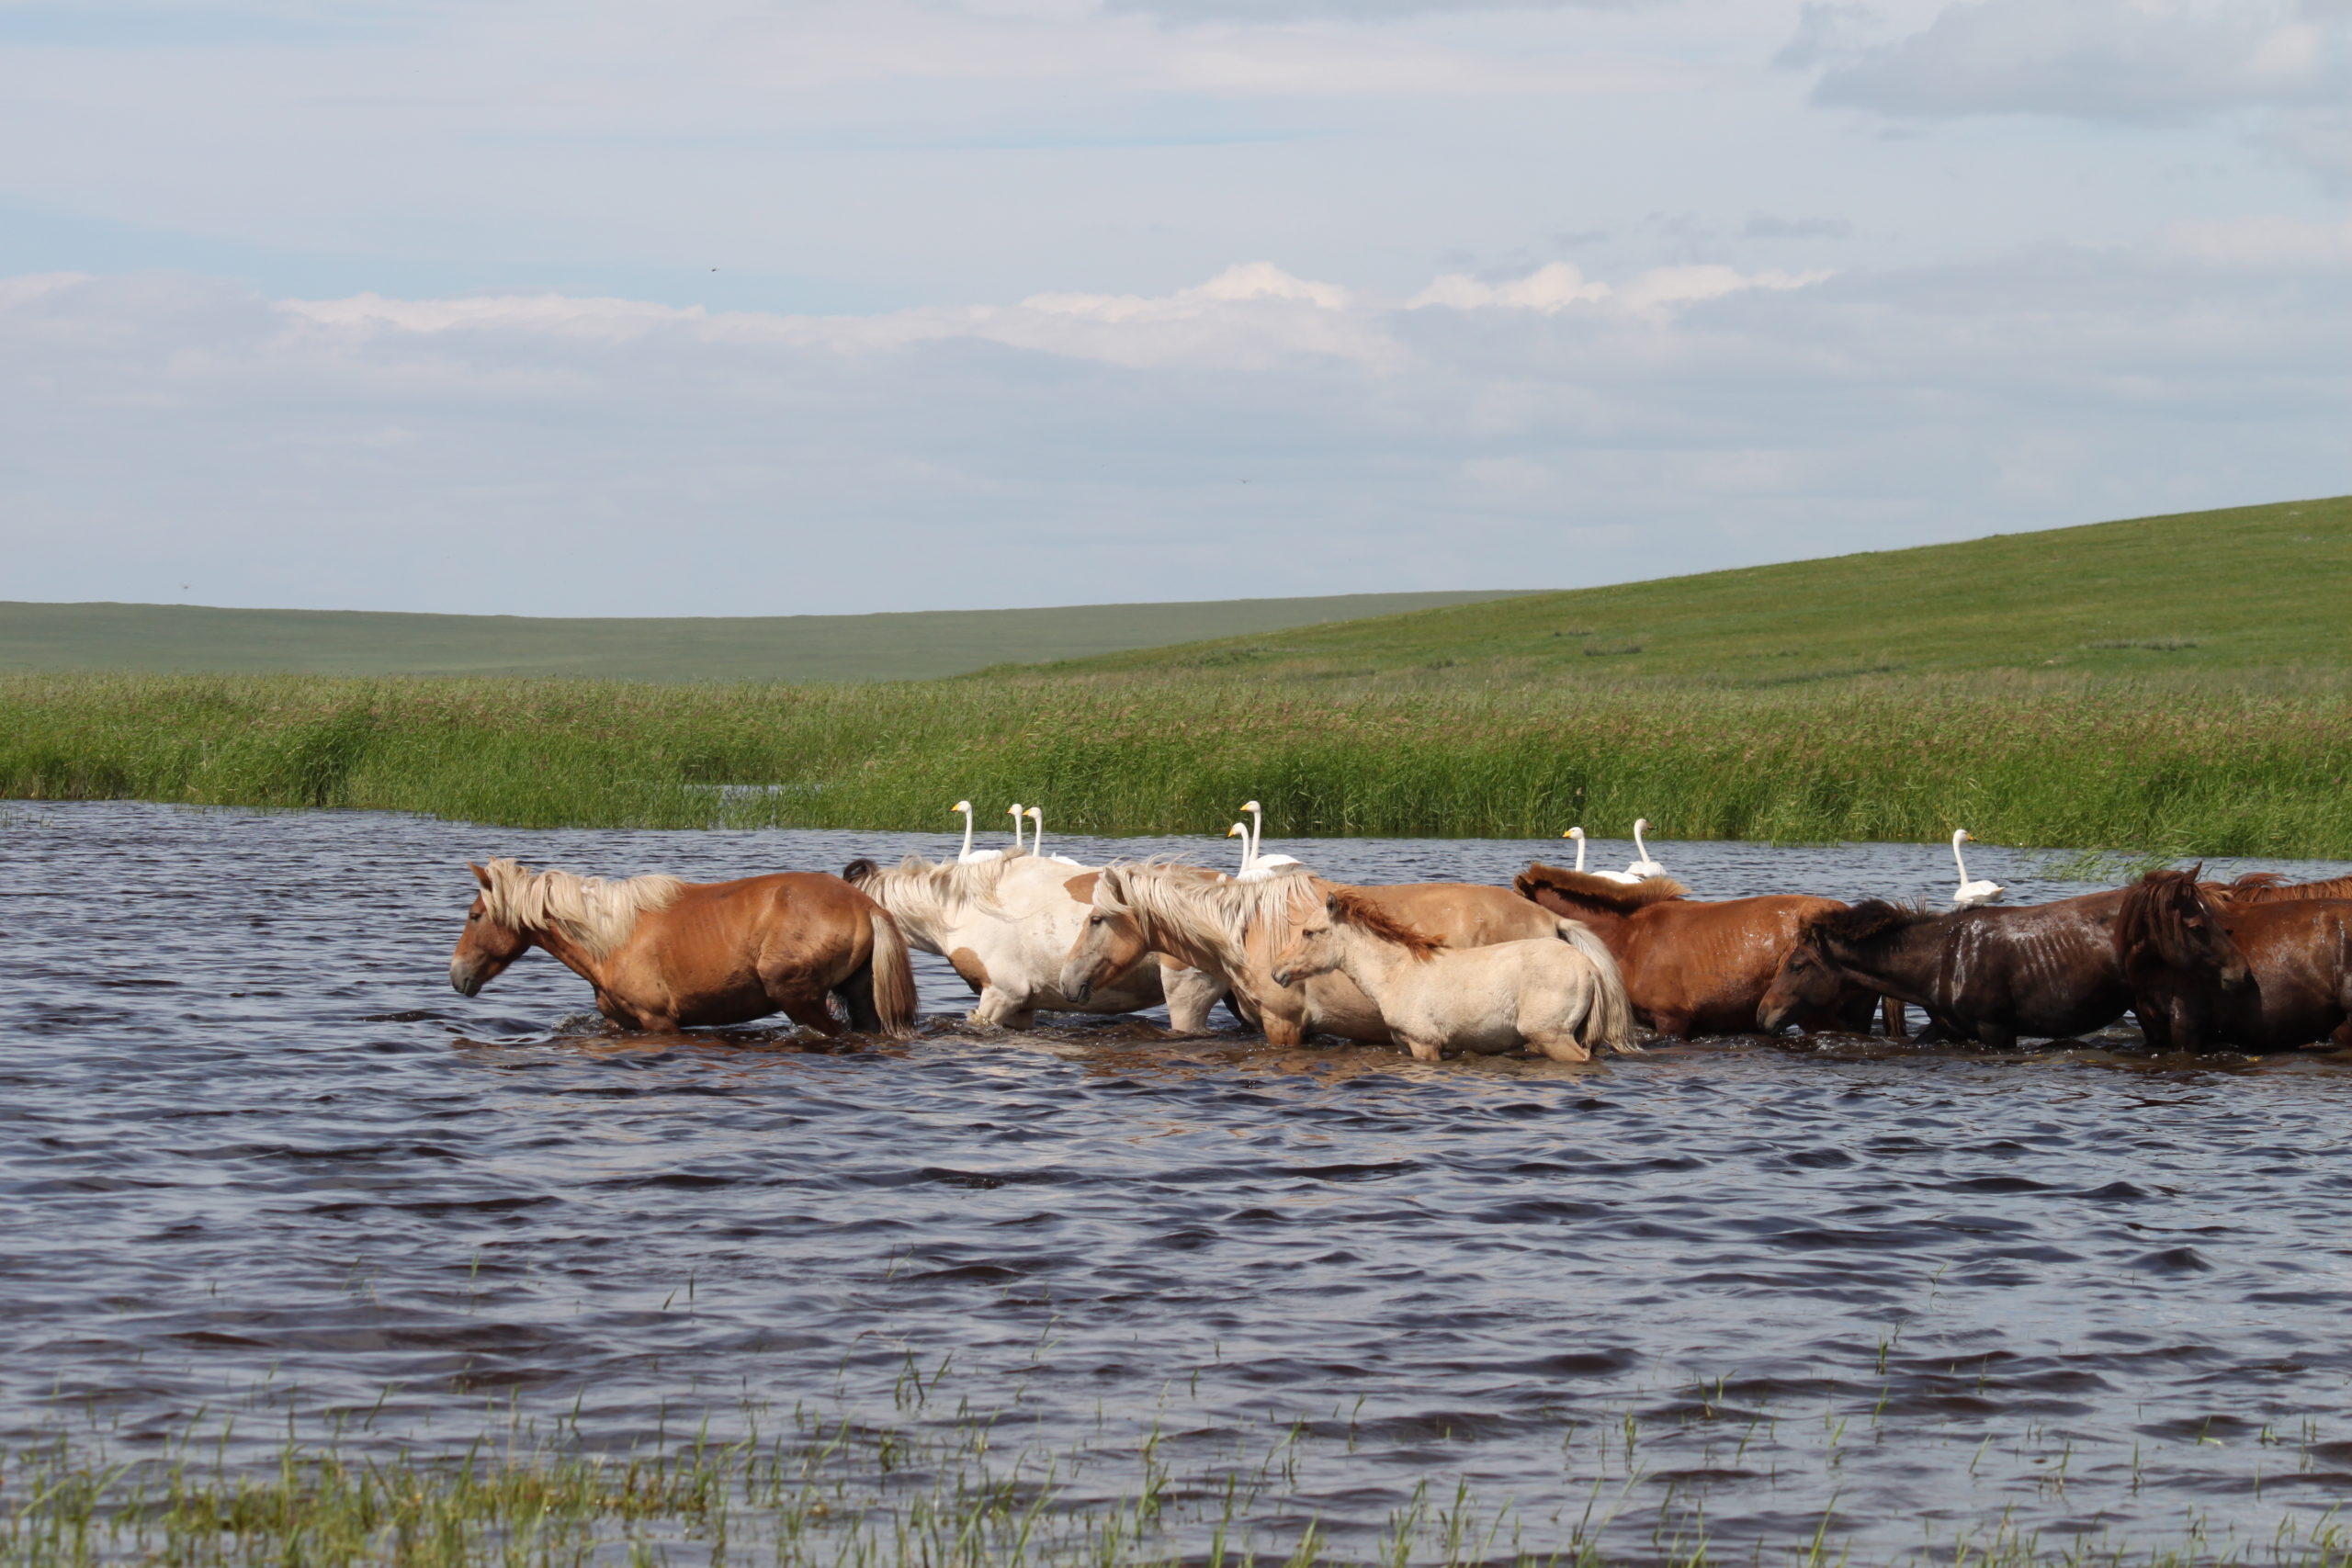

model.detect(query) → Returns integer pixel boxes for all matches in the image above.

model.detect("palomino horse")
[1060,863,1567,1046]
[1268,886,1635,1062]
[1512,863,1894,1038]
[448,858,916,1036]
[843,850,1227,1031]
[2117,869,2352,1052]
[1758,891,2132,1048]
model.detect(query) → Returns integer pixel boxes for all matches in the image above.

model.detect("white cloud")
[2162,213,2352,266]
[1408,261,1830,315]
[4,237,2346,616]
[1809,0,2352,122]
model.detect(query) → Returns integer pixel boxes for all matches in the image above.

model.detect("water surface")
[7,801,2352,1562]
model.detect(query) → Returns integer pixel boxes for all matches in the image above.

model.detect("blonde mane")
[842,850,1028,934]
[476,857,685,959]
[1093,861,1314,967]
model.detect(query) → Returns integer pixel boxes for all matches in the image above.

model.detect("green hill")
[1047,495,2352,686]
[0,590,1523,683]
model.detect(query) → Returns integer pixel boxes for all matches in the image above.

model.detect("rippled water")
[11,800,2352,1562]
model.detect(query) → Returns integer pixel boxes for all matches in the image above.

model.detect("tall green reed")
[3,671,2346,857]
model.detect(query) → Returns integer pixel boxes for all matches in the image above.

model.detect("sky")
[1,0,2347,616]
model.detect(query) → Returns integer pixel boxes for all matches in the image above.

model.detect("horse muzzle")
[1756,1002,1790,1034]
[449,959,484,998]
[2220,962,2253,993]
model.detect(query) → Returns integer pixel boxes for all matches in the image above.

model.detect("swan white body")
[1026,806,1085,867]
[952,800,1004,864]
[1237,799,1305,882]
[1950,829,2007,909]
[1574,822,1642,885]
[1623,818,1668,880]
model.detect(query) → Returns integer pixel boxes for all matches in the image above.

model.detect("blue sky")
[1,0,2347,615]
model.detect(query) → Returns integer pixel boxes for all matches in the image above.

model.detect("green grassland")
[5,497,2349,856]
[1049,495,2352,686]
[0,591,1519,683]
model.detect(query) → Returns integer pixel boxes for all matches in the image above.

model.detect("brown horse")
[1758,890,2132,1049]
[1512,863,1892,1038]
[1059,863,1566,1046]
[2210,871,2352,905]
[2117,869,2352,1052]
[448,858,917,1036]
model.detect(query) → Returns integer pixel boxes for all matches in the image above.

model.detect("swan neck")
[959,811,974,859]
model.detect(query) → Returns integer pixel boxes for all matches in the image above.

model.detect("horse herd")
[446,822,2352,1058]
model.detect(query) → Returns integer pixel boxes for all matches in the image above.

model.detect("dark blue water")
[8,800,2352,1563]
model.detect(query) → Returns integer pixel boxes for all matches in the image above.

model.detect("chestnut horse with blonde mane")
[1513,863,1891,1038]
[449,858,917,1036]
[1059,863,1566,1046]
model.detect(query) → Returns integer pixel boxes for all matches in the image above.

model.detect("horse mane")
[2211,871,2352,905]
[1804,898,1935,953]
[2117,867,2218,970]
[1094,860,1311,967]
[1513,863,1690,911]
[475,857,684,960]
[1319,886,1442,960]
[841,849,1028,930]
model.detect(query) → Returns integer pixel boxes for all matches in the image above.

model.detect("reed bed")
[5,671,2349,858]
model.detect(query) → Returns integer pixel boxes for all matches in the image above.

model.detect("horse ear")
[1323,894,1340,917]
[468,862,492,890]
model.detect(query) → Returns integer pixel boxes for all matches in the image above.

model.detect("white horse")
[846,850,1225,1030]
[1267,885,1636,1063]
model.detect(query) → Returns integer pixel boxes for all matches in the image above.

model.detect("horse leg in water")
[1395,1031,1445,1063]
[1881,996,1907,1039]
[1973,1021,2019,1051]
[1162,964,1227,1034]
[758,963,847,1038]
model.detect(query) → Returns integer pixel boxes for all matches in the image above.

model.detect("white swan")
[1623,818,1668,880]
[1007,802,1029,855]
[1025,806,1085,867]
[952,800,1004,863]
[1237,799,1305,882]
[1950,829,2007,909]
[1564,824,1641,884]
[1227,821,1254,878]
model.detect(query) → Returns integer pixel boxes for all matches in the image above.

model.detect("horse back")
[1357,882,1559,946]
[1607,895,1828,1023]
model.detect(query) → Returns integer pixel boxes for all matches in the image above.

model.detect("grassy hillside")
[0,590,1521,683]
[8,497,2352,856]
[1050,495,2352,685]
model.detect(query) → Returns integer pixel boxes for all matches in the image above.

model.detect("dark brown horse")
[449,858,918,1036]
[2117,869,2352,1052]
[1512,864,1893,1038]
[1759,890,2132,1049]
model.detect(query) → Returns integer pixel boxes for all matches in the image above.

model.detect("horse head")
[2120,868,2251,993]
[1758,901,1921,1032]
[449,860,531,996]
[1059,865,1153,1003]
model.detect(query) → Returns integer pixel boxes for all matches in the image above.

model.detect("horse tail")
[1555,918,1640,1054]
[866,909,920,1037]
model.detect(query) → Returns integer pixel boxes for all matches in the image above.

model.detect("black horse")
[1759,890,2132,1049]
